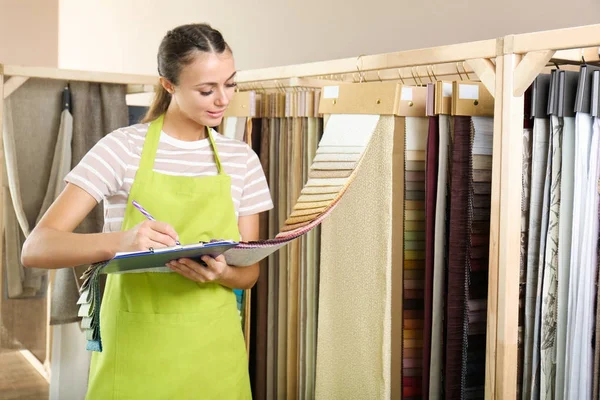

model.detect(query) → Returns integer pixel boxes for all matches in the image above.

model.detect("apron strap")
[206,127,224,175]
[137,114,164,179]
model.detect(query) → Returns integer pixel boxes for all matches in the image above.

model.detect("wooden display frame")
[1,22,600,399]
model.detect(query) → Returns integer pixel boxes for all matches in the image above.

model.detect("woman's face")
[167,50,237,127]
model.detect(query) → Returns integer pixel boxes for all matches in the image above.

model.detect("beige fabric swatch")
[289,207,329,218]
[316,146,364,154]
[294,200,333,210]
[301,185,345,195]
[312,161,357,170]
[314,153,361,162]
[315,116,394,399]
[305,178,350,187]
[309,169,353,179]
[297,193,338,203]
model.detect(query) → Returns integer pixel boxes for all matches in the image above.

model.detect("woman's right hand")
[121,220,180,252]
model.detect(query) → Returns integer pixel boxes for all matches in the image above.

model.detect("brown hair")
[142,23,231,123]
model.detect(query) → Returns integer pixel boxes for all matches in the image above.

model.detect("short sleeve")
[64,129,132,202]
[238,147,274,216]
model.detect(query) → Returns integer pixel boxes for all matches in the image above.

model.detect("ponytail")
[142,85,171,123]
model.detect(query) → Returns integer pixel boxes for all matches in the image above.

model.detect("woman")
[21,23,272,399]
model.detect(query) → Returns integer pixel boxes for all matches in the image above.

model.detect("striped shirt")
[65,123,273,233]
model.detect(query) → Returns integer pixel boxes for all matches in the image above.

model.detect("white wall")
[58,0,600,74]
[0,0,58,66]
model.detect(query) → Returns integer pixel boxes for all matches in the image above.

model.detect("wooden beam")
[4,77,29,99]
[466,58,496,96]
[552,47,600,64]
[510,23,600,53]
[513,50,556,97]
[236,39,497,83]
[485,50,503,400]
[3,65,157,86]
[496,52,523,400]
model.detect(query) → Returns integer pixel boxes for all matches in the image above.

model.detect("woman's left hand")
[167,255,230,283]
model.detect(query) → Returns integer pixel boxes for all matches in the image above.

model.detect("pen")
[132,200,180,245]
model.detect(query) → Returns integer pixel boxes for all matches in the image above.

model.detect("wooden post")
[494,50,524,400]
[485,44,503,400]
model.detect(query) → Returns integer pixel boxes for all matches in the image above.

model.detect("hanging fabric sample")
[221,116,250,142]
[3,78,69,300]
[568,116,600,399]
[423,115,439,399]
[522,114,550,399]
[248,116,269,400]
[315,114,398,399]
[466,116,493,399]
[564,112,598,399]
[594,252,600,400]
[555,113,575,399]
[47,86,78,324]
[2,78,71,365]
[430,113,451,399]
[518,119,533,398]
[300,116,322,400]
[539,113,563,400]
[442,115,493,400]
[402,116,428,399]
[445,116,471,399]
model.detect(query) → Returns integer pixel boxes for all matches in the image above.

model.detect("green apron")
[86,114,251,399]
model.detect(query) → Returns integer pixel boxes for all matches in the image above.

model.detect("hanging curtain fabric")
[248,116,269,399]
[565,109,598,400]
[70,82,129,237]
[522,107,550,399]
[555,111,575,400]
[402,116,428,399]
[423,115,439,399]
[539,113,562,399]
[445,115,472,399]
[47,86,78,325]
[315,114,396,399]
[429,113,451,399]
[245,90,323,400]
[519,67,600,400]
[300,116,322,400]
[594,267,600,400]
[1,78,70,366]
[519,122,533,397]
[565,115,600,399]
[440,114,493,399]
[467,116,493,399]
[2,79,69,300]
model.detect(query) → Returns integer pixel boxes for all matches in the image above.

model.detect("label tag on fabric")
[459,84,479,100]
[401,87,413,101]
[323,86,340,99]
[443,82,453,97]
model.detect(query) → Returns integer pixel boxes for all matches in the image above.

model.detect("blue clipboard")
[100,240,239,274]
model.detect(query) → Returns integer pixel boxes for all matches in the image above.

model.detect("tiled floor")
[0,350,49,400]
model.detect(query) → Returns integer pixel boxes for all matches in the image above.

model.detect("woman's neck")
[162,103,208,142]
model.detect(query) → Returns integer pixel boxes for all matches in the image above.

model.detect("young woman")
[21,23,272,399]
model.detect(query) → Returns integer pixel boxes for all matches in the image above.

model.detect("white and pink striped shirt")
[65,123,273,233]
